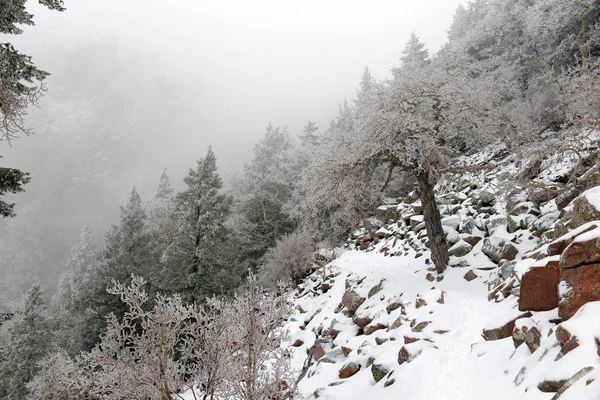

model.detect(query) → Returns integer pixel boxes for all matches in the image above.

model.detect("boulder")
[412,321,429,332]
[448,240,473,257]
[339,363,361,379]
[482,237,519,263]
[409,215,424,229]
[512,325,541,353]
[442,215,461,231]
[478,190,496,207]
[352,313,374,329]
[519,267,559,311]
[461,234,482,247]
[397,346,422,365]
[375,205,400,223]
[485,215,507,235]
[371,364,389,383]
[559,235,600,269]
[483,313,532,341]
[551,367,594,399]
[364,323,387,335]
[314,344,326,361]
[342,290,366,313]
[460,217,476,234]
[464,270,478,281]
[368,280,385,298]
[559,264,600,320]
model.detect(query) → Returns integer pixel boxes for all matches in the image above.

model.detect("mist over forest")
[1,0,600,399]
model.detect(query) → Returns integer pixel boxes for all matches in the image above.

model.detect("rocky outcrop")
[519,267,559,311]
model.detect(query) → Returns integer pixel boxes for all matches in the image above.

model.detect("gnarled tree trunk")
[416,168,448,273]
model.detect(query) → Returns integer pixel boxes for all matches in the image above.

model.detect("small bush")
[258,231,316,289]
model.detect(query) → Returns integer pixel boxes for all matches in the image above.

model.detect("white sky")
[12,0,464,176]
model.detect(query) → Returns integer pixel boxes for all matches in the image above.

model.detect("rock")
[460,217,476,234]
[384,379,396,387]
[292,339,304,347]
[415,298,427,309]
[512,325,541,353]
[538,380,567,393]
[338,363,361,379]
[314,344,326,361]
[485,215,507,235]
[375,205,400,223]
[368,280,384,298]
[386,300,404,314]
[389,316,403,330]
[483,313,532,341]
[404,336,420,344]
[560,336,579,356]
[528,186,559,206]
[425,272,435,282]
[371,364,389,383]
[412,321,429,332]
[342,290,366,313]
[509,202,540,216]
[551,367,595,399]
[437,291,445,304]
[409,215,424,229]
[398,346,422,365]
[442,215,461,231]
[519,267,559,311]
[341,346,352,357]
[464,270,478,281]
[559,236,600,269]
[461,234,482,247]
[449,240,473,257]
[375,337,389,345]
[556,187,580,211]
[556,326,572,345]
[507,215,522,233]
[364,323,387,335]
[559,264,600,320]
[478,190,496,206]
[482,237,519,263]
[352,313,374,329]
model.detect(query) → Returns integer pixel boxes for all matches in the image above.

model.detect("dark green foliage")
[0,165,30,217]
[167,147,240,301]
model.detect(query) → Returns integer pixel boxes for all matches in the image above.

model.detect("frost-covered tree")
[235,124,298,270]
[392,32,430,79]
[168,147,238,301]
[0,285,55,400]
[52,225,99,356]
[0,163,31,217]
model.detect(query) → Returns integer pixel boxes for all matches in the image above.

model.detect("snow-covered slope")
[283,145,600,400]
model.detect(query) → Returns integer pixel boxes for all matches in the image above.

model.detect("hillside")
[283,139,600,400]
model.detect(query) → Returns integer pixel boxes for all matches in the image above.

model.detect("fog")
[0,0,463,307]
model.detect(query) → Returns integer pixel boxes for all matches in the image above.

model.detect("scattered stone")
[434,330,449,335]
[292,339,304,347]
[538,380,567,393]
[398,346,422,365]
[552,367,595,399]
[364,323,387,335]
[314,344,326,361]
[386,300,404,314]
[482,313,532,341]
[341,346,352,357]
[437,291,445,304]
[412,321,430,332]
[389,316,403,330]
[560,336,580,357]
[384,379,396,387]
[342,290,366,313]
[375,337,389,345]
[519,267,559,312]
[415,298,427,309]
[464,270,478,281]
[352,313,374,329]
[482,237,519,263]
[448,240,473,257]
[338,363,361,379]
[404,336,420,344]
[368,280,385,298]
[426,273,435,282]
[555,326,572,346]
[461,234,482,247]
[371,364,389,383]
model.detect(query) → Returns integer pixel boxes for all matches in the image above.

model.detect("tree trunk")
[416,168,448,273]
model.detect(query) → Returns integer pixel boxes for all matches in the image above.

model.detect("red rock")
[556,326,572,345]
[464,270,478,281]
[389,316,403,330]
[561,336,580,356]
[437,291,445,304]
[415,298,427,309]
[292,339,304,347]
[314,344,326,361]
[341,346,352,357]
[364,323,387,335]
[519,267,559,311]
[559,264,600,320]
[403,336,420,344]
[426,273,435,282]
[342,290,366,312]
[482,313,532,341]
[397,346,421,365]
[352,313,374,329]
[368,280,384,298]
[560,237,600,269]
[411,321,430,332]
[339,363,360,379]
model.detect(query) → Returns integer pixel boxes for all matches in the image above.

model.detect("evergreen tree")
[393,32,430,79]
[0,285,55,399]
[0,162,31,218]
[52,225,98,356]
[147,168,177,254]
[236,124,298,269]
[168,147,238,301]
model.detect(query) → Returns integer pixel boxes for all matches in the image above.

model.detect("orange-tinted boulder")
[559,264,600,320]
[519,267,559,311]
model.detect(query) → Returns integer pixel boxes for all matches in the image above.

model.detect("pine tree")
[0,163,31,218]
[147,168,177,256]
[52,225,98,356]
[0,285,55,400]
[168,147,237,301]
[392,32,430,79]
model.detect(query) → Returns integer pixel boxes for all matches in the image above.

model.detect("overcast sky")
[12,0,464,170]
